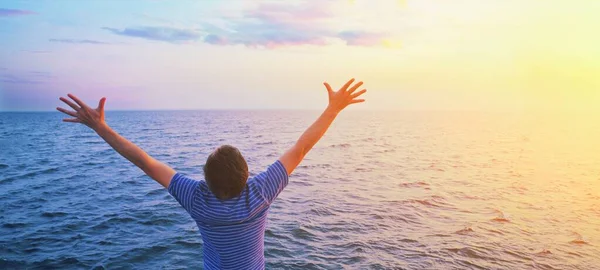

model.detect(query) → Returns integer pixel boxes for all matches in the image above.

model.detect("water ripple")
[0,111,598,269]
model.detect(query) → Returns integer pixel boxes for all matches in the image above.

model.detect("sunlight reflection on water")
[0,110,599,269]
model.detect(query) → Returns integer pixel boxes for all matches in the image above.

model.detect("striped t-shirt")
[167,160,289,269]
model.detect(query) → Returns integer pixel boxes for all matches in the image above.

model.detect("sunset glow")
[1,0,598,111]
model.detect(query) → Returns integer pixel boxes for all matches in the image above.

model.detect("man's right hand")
[57,94,107,131]
[57,94,176,188]
[323,78,367,113]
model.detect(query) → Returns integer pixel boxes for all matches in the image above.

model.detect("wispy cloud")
[28,71,54,78]
[21,50,52,54]
[102,26,201,43]
[0,8,36,17]
[49,38,111,45]
[102,2,395,48]
[199,2,333,48]
[0,70,54,84]
[1,75,42,84]
[197,2,393,48]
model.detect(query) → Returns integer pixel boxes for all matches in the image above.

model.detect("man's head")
[204,145,249,200]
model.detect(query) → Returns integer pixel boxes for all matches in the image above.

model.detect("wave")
[298,164,332,169]
[96,240,112,246]
[399,181,430,189]
[140,218,174,226]
[265,229,293,242]
[0,167,60,183]
[291,226,317,240]
[536,249,552,256]
[2,222,28,229]
[396,195,451,209]
[0,259,27,269]
[334,241,371,254]
[308,207,334,216]
[374,148,395,154]
[428,163,445,172]
[329,143,351,148]
[83,141,104,145]
[455,226,474,235]
[24,247,41,254]
[89,216,136,230]
[145,189,164,196]
[398,238,419,243]
[140,128,162,132]
[41,211,68,218]
[354,167,372,172]
[174,239,201,248]
[127,244,169,255]
[445,247,489,260]
[257,141,275,145]
[491,209,510,223]
[30,257,83,269]
[370,213,384,220]
[491,217,510,223]
[569,232,588,245]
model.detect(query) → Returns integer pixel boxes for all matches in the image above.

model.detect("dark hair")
[204,145,249,200]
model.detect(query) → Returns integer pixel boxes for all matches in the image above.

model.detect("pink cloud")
[199,1,391,48]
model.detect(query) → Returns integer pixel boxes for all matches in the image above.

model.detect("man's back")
[168,160,289,269]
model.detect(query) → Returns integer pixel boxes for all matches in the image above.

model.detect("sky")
[0,0,599,111]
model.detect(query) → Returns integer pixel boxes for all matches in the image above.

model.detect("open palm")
[323,78,367,112]
[56,94,107,130]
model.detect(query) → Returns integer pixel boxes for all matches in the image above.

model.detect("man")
[56,78,367,269]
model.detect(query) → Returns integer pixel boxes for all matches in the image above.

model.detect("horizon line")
[2,108,596,114]
[0,108,529,113]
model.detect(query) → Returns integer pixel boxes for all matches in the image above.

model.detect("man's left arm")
[57,94,175,188]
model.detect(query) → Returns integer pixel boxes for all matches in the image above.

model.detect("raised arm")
[279,78,367,175]
[56,94,175,188]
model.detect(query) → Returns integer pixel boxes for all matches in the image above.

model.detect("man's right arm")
[57,94,176,189]
[278,78,367,175]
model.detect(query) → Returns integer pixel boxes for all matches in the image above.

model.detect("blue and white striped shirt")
[168,160,289,269]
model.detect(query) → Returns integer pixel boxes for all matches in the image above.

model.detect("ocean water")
[0,110,599,269]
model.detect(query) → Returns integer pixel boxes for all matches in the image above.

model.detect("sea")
[0,110,599,269]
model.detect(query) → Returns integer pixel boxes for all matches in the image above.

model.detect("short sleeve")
[253,160,289,204]
[167,173,199,214]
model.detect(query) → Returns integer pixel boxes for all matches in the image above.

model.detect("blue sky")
[1,0,599,111]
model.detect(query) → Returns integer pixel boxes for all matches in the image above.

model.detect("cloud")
[0,8,36,17]
[197,1,392,48]
[49,38,111,45]
[102,26,201,43]
[1,75,42,84]
[102,2,394,48]
[202,20,330,48]
[28,71,54,78]
[338,31,388,46]
[21,50,52,54]
[0,70,54,84]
